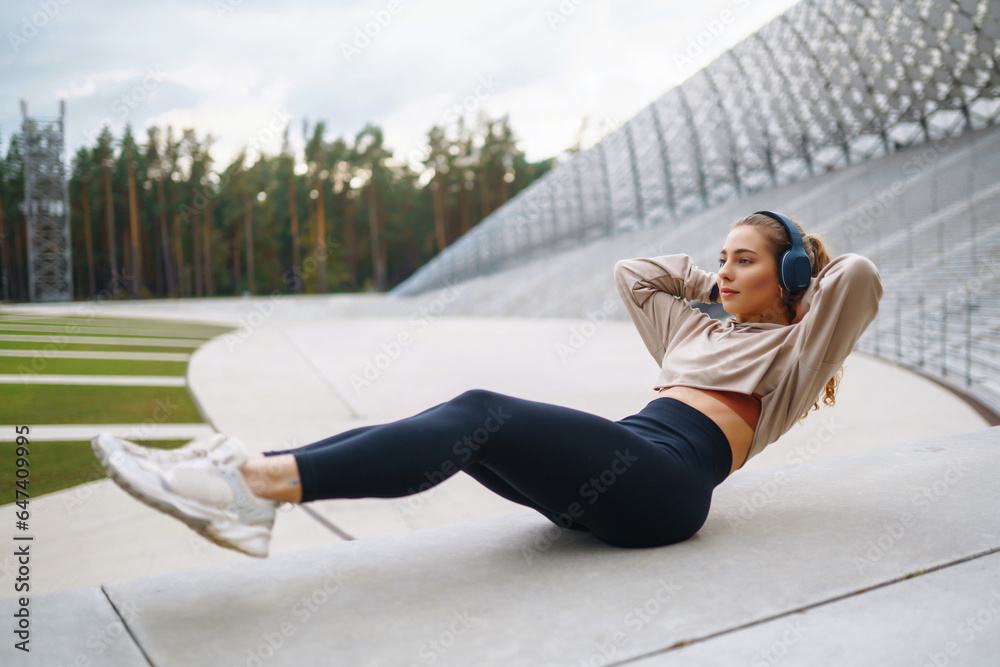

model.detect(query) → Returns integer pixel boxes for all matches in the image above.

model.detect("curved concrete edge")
[9,425,995,666]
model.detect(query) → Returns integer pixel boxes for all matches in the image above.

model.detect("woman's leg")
[242,454,590,529]
[252,388,722,548]
[259,401,448,457]
[258,412,591,527]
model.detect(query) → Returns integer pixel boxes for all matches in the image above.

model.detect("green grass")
[0,340,198,353]
[0,384,204,424]
[0,312,231,502]
[0,325,215,340]
[0,439,190,505]
[0,357,188,376]
[0,314,232,333]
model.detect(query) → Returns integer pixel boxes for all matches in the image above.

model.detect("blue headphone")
[753,210,812,294]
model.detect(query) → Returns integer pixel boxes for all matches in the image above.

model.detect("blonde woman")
[94,211,882,558]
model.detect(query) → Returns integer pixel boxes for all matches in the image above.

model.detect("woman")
[93,211,883,558]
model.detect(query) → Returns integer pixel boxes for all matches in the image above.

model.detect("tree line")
[0,110,555,302]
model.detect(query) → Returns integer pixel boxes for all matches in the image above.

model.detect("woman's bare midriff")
[655,386,752,476]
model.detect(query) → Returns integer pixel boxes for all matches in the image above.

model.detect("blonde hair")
[731,212,838,421]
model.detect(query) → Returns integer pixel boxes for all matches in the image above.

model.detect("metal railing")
[393,0,1000,298]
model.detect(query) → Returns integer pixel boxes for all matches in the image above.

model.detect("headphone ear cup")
[779,251,812,293]
[752,209,811,292]
[788,254,812,292]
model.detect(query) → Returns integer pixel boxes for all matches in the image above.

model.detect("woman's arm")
[791,253,884,370]
[614,254,719,365]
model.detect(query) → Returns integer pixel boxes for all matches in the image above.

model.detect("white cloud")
[1,0,803,169]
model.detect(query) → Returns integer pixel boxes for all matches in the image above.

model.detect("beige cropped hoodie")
[614,252,884,463]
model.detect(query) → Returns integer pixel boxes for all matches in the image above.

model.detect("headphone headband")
[752,210,812,294]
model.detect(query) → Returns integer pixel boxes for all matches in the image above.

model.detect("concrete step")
[4,426,996,666]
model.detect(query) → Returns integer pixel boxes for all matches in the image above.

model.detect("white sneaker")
[92,432,228,468]
[104,436,278,558]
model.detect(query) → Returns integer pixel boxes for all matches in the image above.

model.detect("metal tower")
[20,99,73,302]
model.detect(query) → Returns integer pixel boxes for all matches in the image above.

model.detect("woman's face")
[717,225,787,324]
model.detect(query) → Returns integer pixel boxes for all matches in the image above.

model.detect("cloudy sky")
[2,0,801,175]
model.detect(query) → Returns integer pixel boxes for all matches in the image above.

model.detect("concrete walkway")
[5,426,999,666]
[0,294,993,665]
[0,296,988,594]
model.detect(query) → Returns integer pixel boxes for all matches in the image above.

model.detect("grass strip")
[0,340,197,354]
[0,314,233,332]
[0,385,204,424]
[0,357,188,377]
[0,325,219,339]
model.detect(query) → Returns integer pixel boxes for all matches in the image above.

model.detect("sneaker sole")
[104,451,269,558]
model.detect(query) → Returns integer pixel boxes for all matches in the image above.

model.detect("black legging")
[263,389,733,548]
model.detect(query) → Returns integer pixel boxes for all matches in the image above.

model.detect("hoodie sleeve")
[614,254,719,365]
[794,253,884,370]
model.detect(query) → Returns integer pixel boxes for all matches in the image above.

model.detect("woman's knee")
[452,389,516,429]
[454,388,502,406]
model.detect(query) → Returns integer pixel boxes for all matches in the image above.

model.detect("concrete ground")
[0,293,994,665]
